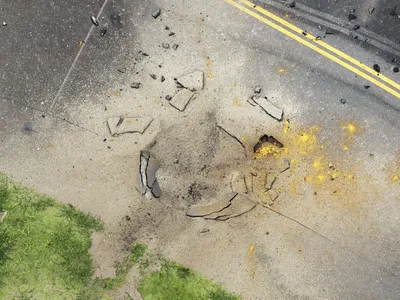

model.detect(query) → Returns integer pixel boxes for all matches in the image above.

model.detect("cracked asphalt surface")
[1,0,400,299]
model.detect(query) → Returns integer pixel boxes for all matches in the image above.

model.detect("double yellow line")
[224,0,400,99]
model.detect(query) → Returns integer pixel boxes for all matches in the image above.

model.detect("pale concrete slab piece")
[186,193,237,217]
[176,70,204,91]
[231,171,247,194]
[253,97,283,121]
[266,173,277,190]
[204,194,256,220]
[169,89,196,112]
[107,117,153,136]
[267,189,279,202]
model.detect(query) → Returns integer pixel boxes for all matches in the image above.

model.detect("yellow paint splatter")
[248,244,256,279]
[232,97,240,106]
[206,59,213,78]
[283,119,290,134]
[393,175,399,183]
[255,144,284,158]
[115,90,121,96]
[343,145,349,151]
[278,68,285,73]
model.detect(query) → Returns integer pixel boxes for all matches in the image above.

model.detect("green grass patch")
[0,174,103,299]
[138,260,240,300]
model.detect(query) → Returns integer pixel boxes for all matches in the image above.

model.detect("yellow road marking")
[223,0,400,99]
[239,0,400,91]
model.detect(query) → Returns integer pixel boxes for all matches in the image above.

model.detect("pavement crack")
[216,125,246,149]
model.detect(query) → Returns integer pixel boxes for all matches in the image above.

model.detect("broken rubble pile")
[252,96,283,121]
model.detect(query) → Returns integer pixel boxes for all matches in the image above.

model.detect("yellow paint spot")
[393,175,399,183]
[46,145,54,150]
[348,174,355,179]
[79,41,85,47]
[278,68,285,73]
[255,144,284,158]
[283,119,290,134]
[248,244,255,279]
[115,91,121,96]
[313,156,325,171]
[250,57,255,63]
[206,59,213,78]
[233,82,237,87]
[285,13,289,17]
[343,145,349,151]
[232,96,240,106]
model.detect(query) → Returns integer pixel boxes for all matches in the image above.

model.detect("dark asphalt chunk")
[150,74,157,80]
[302,31,307,36]
[288,1,295,8]
[393,66,399,73]
[373,64,381,73]
[353,24,360,30]
[161,75,165,82]
[348,13,357,21]
[165,25,169,30]
[315,36,321,40]
[364,85,371,89]
[151,8,161,19]
[118,68,126,73]
[168,32,175,36]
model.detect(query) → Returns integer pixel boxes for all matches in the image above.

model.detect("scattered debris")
[176,71,204,91]
[23,122,35,134]
[172,43,179,50]
[100,28,107,36]
[151,8,161,19]
[90,16,99,26]
[165,25,170,30]
[364,85,370,89]
[131,82,141,89]
[254,85,261,94]
[204,194,256,221]
[142,52,149,57]
[2,21,6,26]
[302,31,307,36]
[165,95,172,101]
[315,36,321,40]
[199,228,210,234]
[169,89,196,112]
[118,68,126,73]
[348,13,357,21]
[168,32,175,36]
[253,135,284,153]
[318,25,322,30]
[373,64,380,73]
[161,75,165,82]
[134,151,162,198]
[340,98,347,104]
[252,97,284,121]
[350,9,355,13]
[186,193,236,217]
[162,42,170,49]
[392,66,399,73]
[0,211,7,222]
[107,116,153,136]
[150,74,157,80]
[368,7,375,14]
[353,24,360,30]
[288,1,295,8]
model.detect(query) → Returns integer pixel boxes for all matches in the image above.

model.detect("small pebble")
[165,25,169,30]
[340,98,347,104]
[168,32,175,36]
[392,66,399,73]
[161,75,165,82]
[165,95,172,101]
[254,86,261,94]
[131,82,140,89]
[151,8,161,19]
[162,42,170,49]
[353,24,360,30]
[373,64,380,73]
[368,7,375,14]
[150,74,157,80]
[172,44,179,50]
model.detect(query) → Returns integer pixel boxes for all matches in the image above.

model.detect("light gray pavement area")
[1,0,400,299]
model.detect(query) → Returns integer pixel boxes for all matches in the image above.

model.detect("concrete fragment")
[373,64,380,73]
[162,42,170,49]
[266,173,276,190]
[392,66,399,73]
[231,172,247,194]
[169,89,196,112]
[107,117,153,136]
[186,193,237,217]
[254,85,261,94]
[151,8,161,18]
[90,16,99,26]
[253,97,283,121]
[161,76,165,82]
[150,74,157,80]
[169,32,175,36]
[172,44,179,50]
[176,71,204,91]
[204,194,256,221]
[267,189,279,202]
[134,151,162,198]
